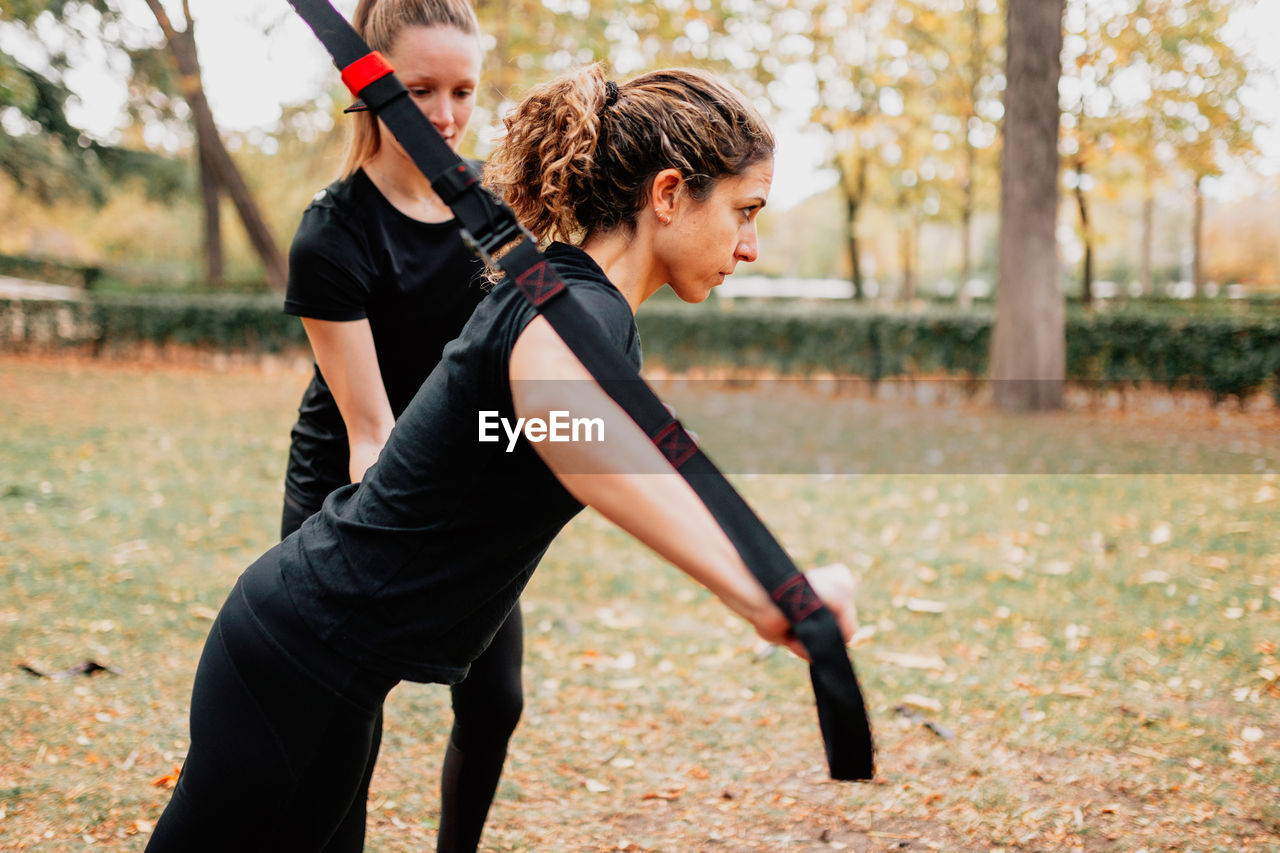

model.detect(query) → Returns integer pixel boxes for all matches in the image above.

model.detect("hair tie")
[602,80,619,111]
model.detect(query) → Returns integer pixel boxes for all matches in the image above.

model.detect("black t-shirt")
[283,168,487,507]
[274,243,642,684]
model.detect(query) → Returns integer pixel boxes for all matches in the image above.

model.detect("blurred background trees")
[1,0,1275,298]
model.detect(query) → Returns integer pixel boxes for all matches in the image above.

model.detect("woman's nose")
[426,97,453,130]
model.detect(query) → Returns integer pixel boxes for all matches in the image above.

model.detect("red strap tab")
[340,51,394,96]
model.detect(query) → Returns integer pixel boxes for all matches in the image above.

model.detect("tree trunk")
[959,0,982,310]
[898,210,914,302]
[1192,174,1204,296]
[198,132,224,285]
[1140,173,1154,296]
[1073,162,1092,305]
[990,0,1065,411]
[144,0,287,289]
[838,154,867,300]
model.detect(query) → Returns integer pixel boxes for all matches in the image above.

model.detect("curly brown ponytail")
[484,64,774,245]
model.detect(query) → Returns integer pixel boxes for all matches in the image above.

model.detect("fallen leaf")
[641,784,687,801]
[18,660,117,680]
[893,704,955,739]
[876,651,947,671]
[151,766,181,789]
[1150,523,1172,545]
[1056,684,1095,698]
[905,598,946,614]
[900,693,943,713]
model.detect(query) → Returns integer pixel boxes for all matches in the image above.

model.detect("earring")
[655,209,671,225]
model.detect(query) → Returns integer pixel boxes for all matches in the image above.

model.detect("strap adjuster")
[460,216,534,269]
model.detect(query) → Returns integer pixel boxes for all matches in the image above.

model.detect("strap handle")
[283,0,874,780]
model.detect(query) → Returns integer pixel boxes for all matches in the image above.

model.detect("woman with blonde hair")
[279,1,516,849]
[147,61,856,851]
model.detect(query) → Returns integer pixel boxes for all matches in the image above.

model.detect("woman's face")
[380,24,481,152]
[658,157,774,303]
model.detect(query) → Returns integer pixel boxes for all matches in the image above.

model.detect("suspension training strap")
[284,0,874,781]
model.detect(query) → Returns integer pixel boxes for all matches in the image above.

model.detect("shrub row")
[4,294,1278,401]
[0,294,306,353]
[0,253,102,289]
[638,304,1280,401]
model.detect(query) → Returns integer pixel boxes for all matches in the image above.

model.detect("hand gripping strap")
[284,0,874,781]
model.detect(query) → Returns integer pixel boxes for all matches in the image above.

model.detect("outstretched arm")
[509,316,856,657]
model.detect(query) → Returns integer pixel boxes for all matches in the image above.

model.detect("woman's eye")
[411,88,432,98]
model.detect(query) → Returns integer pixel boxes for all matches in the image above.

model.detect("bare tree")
[141,0,287,289]
[990,0,1065,411]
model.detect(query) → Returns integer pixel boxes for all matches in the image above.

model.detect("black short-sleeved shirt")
[283,167,487,508]
[270,243,642,685]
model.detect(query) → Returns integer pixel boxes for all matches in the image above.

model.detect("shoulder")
[290,175,373,256]
[545,243,631,317]
[543,242,640,363]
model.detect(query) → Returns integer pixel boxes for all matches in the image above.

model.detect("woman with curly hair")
[147,62,856,852]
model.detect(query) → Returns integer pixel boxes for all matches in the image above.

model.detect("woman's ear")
[648,168,683,223]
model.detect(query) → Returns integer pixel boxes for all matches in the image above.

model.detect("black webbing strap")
[284,0,873,781]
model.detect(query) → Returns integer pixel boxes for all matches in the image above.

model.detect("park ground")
[1,352,1278,852]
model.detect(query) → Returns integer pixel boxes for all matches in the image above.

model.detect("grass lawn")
[1,353,1277,852]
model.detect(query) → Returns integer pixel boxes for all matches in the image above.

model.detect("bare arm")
[509,316,856,658]
[301,317,395,483]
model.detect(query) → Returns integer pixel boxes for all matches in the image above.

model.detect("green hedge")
[4,294,1279,402]
[635,304,1280,401]
[0,253,102,289]
[0,294,307,353]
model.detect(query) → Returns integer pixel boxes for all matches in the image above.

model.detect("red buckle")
[340,51,394,96]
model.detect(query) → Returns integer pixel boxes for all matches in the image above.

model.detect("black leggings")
[279,493,525,852]
[147,575,395,851]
